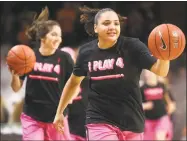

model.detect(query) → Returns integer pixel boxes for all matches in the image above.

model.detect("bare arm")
[164,92,173,104]
[56,74,85,115]
[150,59,170,77]
[142,101,154,111]
[10,71,23,92]
[164,92,176,115]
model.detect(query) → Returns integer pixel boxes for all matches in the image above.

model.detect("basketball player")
[141,70,174,140]
[10,7,73,140]
[53,6,170,140]
[61,47,87,141]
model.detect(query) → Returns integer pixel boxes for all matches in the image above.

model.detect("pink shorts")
[20,113,72,140]
[86,123,144,140]
[144,115,173,140]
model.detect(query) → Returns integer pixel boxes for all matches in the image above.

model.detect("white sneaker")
[11,125,22,135]
[1,125,13,134]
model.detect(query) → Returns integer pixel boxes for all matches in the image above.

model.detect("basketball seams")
[21,46,35,74]
[21,46,27,74]
[178,29,184,57]
[23,47,33,60]
[26,66,33,74]
[155,28,164,60]
[166,24,171,59]
[7,45,36,75]
[9,50,25,61]
[177,29,182,58]
[149,24,185,61]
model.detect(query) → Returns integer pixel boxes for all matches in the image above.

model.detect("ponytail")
[79,6,99,36]
[79,5,127,36]
[26,6,49,41]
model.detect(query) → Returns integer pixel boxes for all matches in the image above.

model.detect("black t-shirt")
[68,77,89,137]
[20,48,74,122]
[141,82,168,120]
[73,36,157,133]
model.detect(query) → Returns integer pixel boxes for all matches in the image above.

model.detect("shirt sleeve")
[73,48,88,76]
[64,53,74,83]
[130,39,157,70]
[58,53,74,92]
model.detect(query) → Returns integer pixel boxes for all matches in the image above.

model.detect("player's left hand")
[53,114,65,134]
[167,102,176,115]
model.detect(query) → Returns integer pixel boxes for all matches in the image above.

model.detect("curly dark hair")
[26,6,60,41]
[79,5,127,36]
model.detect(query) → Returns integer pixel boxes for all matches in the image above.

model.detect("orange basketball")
[6,45,36,75]
[148,24,186,60]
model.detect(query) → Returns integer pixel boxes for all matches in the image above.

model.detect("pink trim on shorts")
[86,123,144,140]
[20,113,72,140]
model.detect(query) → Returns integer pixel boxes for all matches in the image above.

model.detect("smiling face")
[94,11,120,44]
[41,25,62,50]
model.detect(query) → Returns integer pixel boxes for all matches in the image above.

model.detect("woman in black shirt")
[10,7,73,140]
[54,6,170,140]
[141,70,174,140]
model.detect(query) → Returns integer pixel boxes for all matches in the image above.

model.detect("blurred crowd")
[1,1,186,140]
